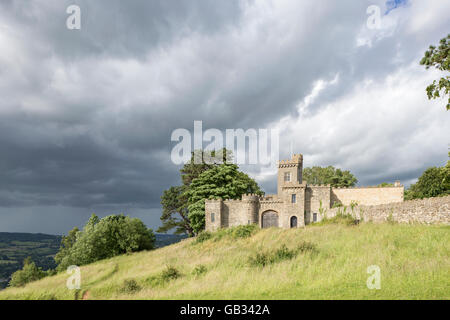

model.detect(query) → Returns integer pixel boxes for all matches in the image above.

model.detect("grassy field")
[0,222,449,300]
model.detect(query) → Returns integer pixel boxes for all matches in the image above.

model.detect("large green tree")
[159,186,193,235]
[302,166,357,187]
[158,149,231,236]
[55,214,155,271]
[420,34,449,110]
[185,163,263,234]
[405,156,450,200]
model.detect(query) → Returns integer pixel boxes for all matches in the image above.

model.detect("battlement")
[278,154,303,167]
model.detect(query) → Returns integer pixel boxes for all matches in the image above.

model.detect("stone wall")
[326,195,450,225]
[331,186,404,206]
[305,185,331,224]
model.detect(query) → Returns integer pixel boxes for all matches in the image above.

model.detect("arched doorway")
[290,216,298,228]
[262,211,279,228]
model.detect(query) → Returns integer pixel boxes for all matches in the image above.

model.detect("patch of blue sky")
[385,0,408,15]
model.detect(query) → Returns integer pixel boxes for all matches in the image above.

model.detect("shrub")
[194,231,212,244]
[248,252,270,267]
[120,279,141,293]
[231,225,258,239]
[248,242,318,267]
[192,264,207,277]
[272,245,297,262]
[55,214,156,271]
[8,257,46,287]
[146,265,182,287]
[297,241,318,254]
[387,212,396,224]
[313,211,359,227]
[161,265,181,281]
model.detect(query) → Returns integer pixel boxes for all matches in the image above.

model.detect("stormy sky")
[0,0,448,234]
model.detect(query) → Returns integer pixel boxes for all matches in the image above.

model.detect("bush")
[297,241,318,254]
[273,245,297,261]
[55,214,156,271]
[161,265,181,281]
[313,209,359,226]
[146,265,182,287]
[120,279,141,294]
[231,225,258,239]
[194,225,259,245]
[194,231,212,244]
[9,258,46,287]
[192,264,207,277]
[248,242,318,267]
[248,252,271,267]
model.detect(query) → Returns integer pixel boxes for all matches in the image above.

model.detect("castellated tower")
[205,152,406,232]
[277,154,303,195]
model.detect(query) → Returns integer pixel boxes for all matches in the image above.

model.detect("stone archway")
[262,210,279,228]
[290,216,298,228]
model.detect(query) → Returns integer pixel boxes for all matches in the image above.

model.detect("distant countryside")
[0,232,186,289]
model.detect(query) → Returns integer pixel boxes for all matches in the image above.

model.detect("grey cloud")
[0,0,448,233]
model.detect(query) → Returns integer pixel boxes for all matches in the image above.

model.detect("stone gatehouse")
[205,154,405,231]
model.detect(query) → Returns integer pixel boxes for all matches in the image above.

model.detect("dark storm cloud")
[0,0,448,233]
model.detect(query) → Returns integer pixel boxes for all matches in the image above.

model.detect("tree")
[159,186,194,235]
[302,166,358,187]
[185,163,263,234]
[54,226,79,267]
[55,214,155,271]
[159,149,232,236]
[404,164,450,200]
[9,257,46,287]
[420,34,449,110]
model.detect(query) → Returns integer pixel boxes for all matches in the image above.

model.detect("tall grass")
[0,223,448,300]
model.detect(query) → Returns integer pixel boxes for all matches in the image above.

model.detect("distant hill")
[0,232,61,289]
[0,224,449,299]
[0,232,187,289]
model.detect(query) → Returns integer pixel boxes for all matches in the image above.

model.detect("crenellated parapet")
[278,154,303,168]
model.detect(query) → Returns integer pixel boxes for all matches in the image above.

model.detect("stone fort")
[205,154,406,231]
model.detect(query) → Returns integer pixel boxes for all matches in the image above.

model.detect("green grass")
[0,223,449,300]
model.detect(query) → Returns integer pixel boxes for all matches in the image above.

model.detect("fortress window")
[211,213,215,223]
[284,172,291,182]
[291,194,296,203]
[313,213,317,222]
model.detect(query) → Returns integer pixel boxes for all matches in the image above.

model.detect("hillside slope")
[0,223,449,300]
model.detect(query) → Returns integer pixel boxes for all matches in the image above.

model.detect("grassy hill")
[0,232,186,290]
[0,222,448,300]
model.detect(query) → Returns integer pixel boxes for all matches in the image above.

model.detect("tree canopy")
[302,166,358,187]
[159,149,247,236]
[55,214,155,271]
[420,34,449,110]
[404,157,450,200]
[185,163,263,234]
